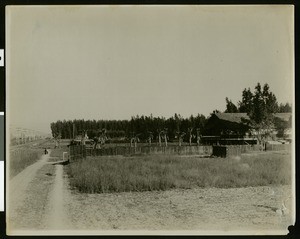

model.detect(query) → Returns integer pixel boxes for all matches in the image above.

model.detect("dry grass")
[67,151,291,193]
[9,149,43,178]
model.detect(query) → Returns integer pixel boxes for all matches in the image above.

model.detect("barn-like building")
[202,112,292,145]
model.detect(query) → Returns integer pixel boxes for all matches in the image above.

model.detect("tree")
[54,133,61,148]
[161,128,169,147]
[196,128,201,146]
[238,88,253,113]
[278,103,292,113]
[224,97,238,113]
[81,130,88,145]
[94,129,108,149]
[274,115,292,138]
[175,131,186,146]
[130,133,140,148]
[147,131,153,146]
[187,127,194,146]
[263,84,278,113]
[157,129,163,147]
[248,83,278,144]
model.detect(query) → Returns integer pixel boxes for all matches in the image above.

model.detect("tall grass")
[9,149,43,178]
[67,152,291,193]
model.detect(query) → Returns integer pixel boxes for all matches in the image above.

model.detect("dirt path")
[8,151,50,200]
[7,150,72,234]
[7,151,51,232]
[45,164,72,230]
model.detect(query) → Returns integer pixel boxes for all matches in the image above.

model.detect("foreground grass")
[67,152,291,193]
[9,148,43,178]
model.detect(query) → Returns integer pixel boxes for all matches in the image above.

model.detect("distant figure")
[44,148,48,155]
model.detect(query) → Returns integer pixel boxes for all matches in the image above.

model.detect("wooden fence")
[69,145,86,161]
[69,143,291,160]
[69,145,213,160]
[85,145,213,157]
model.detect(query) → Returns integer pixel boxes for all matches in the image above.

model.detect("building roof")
[214,112,291,124]
[214,113,249,124]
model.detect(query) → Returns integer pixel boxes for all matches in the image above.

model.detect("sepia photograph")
[6,5,294,235]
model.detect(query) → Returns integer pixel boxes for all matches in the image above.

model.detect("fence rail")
[85,145,213,157]
[69,143,291,161]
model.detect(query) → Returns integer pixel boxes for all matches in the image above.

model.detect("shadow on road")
[51,160,69,166]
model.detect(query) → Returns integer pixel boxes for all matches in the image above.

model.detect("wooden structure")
[204,112,256,145]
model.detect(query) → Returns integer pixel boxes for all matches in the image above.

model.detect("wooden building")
[203,112,292,145]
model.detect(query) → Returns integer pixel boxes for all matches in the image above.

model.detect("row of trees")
[50,113,207,144]
[51,83,292,145]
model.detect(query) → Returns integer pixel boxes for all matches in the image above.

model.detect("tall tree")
[274,115,292,138]
[263,84,279,113]
[224,97,239,113]
[248,83,278,144]
[238,88,253,113]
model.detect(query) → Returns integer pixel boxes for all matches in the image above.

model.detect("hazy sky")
[6,5,294,133]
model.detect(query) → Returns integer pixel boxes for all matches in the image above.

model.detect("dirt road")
[46,164,72,230]
[7,150,72,234]
[7,151,294,235]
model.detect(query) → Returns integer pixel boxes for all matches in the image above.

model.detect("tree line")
[224,83,291,114]
[51,83,292,143]
[50,113,207,143]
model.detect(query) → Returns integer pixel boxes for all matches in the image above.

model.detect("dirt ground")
[7,151,294,235]
[64,184,293,235]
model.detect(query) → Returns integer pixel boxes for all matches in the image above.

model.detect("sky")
[6,5,294,133]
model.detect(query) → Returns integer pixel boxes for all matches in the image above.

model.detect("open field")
[7,148,294,234]
[67,151,291,194]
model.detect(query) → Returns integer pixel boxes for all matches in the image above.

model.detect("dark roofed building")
[203,113,253,145]
[205,113,250,136]
[214,113,250,123]
[203,112,292,145]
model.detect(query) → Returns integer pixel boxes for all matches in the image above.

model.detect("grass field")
[9,148,44,178]
[67,151,292,194]
[9,139,56,178]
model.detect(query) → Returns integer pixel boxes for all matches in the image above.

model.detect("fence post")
[82,145,86,159]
